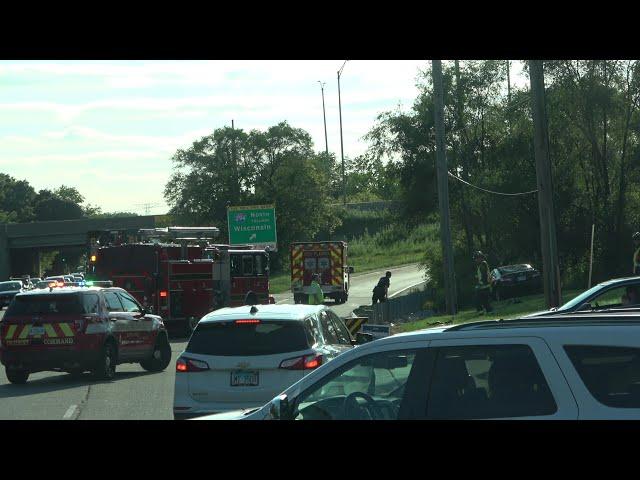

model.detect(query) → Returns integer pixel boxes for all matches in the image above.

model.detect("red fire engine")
[85,227,272,333]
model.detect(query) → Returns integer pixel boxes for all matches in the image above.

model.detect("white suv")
[173,304,365,419]
[196,314,640,420]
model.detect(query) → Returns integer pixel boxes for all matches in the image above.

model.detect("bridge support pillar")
[0,227,9,280]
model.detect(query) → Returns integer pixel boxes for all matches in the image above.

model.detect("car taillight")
[160,291,168,298]
[176,357,210,373]
[279,354,323,370]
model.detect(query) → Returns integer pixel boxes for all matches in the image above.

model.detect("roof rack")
[446,313,640,331]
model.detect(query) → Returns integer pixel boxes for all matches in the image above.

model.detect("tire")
[6,368,29,384]
[140,335,172,372]
[92,341,116,380]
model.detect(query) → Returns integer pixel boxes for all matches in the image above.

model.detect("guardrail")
[354,286,434,324]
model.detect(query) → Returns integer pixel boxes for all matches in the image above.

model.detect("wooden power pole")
[529,60,561,308]
[432,60,457,315]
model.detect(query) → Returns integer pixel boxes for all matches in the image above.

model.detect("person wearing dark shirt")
[372,271,392,304]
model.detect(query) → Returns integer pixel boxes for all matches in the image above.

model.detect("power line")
[447,171,538,196]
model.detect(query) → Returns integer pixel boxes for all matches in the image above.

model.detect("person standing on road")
[308,274,324,305]
[633,232,640,276]
[473,251,493,314]
[372,271,392,304]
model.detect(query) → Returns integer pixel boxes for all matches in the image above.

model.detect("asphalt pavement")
[0,263,425,420]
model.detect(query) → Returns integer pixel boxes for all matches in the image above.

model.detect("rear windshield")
[0,282,22,292]
[4,293,84,316]
[187,320,310,356]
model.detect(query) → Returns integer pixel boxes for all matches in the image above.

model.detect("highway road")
[0,264,425,420]
[274,263,426,317]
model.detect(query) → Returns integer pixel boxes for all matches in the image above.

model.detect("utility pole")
[506,60,511,104]
[318,81,329,157]
[231,119,239,200]
[337,60,348,205]
[530,60,561,308]
[432,60,457,315]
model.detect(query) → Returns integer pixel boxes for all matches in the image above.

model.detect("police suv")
[0,285,172,384]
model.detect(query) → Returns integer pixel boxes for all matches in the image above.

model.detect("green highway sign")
[227,204,277,251]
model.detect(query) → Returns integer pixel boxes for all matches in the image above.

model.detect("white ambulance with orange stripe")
[290,242,354,304]
[0,285,171,384]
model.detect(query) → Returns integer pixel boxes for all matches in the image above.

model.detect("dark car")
[490,264,542,301]
[0,281,25,309]
[524,277,640,318]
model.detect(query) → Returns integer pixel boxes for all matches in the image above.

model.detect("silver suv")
[197,313,640,420]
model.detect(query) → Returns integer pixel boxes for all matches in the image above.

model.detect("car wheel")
[92,342,116,380]
[140,335,172,372]
[6,368,29,384]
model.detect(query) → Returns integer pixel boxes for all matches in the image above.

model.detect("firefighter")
[473,251,493,314]
[372,271,392,304]
[633,232,640,276]
[308,274,325,305]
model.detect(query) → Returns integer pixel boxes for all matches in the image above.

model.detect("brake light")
[235,319,260,324]
[159,291,168,298]
[176,357,210,373]
[279,354,323,370]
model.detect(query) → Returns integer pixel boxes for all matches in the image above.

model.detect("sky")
[0,60,527,215]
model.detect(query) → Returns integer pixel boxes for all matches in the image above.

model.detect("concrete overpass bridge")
[0,215,158,279]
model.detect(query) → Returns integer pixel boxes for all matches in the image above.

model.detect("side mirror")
[347,266,355,274]
[135,308,148,318]
[353,332,374,345]
[269,394,291,420]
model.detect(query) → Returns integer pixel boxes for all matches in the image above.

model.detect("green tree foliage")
[164,121,341,265]
[365,60,640,305]
[0,173,37,222]
[34,189,84,221]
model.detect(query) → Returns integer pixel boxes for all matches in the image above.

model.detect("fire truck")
[85,227,272,333]
[290,241,353,304]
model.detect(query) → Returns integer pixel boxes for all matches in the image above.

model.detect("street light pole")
[318,81,329,157]
[337,60,348,205]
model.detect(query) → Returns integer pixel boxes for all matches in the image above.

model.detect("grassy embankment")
[393,288,583,333]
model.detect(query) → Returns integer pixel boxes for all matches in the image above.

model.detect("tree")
[34,189,83,221]
[54,185,85,205]
[0,174,37,222]
[164,121,342,264]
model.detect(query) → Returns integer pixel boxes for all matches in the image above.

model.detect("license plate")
[231,371,259,386]
[29,326,45,336]
[517,275,526,281]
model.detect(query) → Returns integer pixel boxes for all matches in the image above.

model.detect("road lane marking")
[63,405,78,420]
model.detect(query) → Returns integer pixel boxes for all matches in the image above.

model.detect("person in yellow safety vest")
[473,251,493,314]
[308,274,325,305]
[633,232,640,276]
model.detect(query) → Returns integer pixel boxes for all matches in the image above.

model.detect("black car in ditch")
[490,264,542,301]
